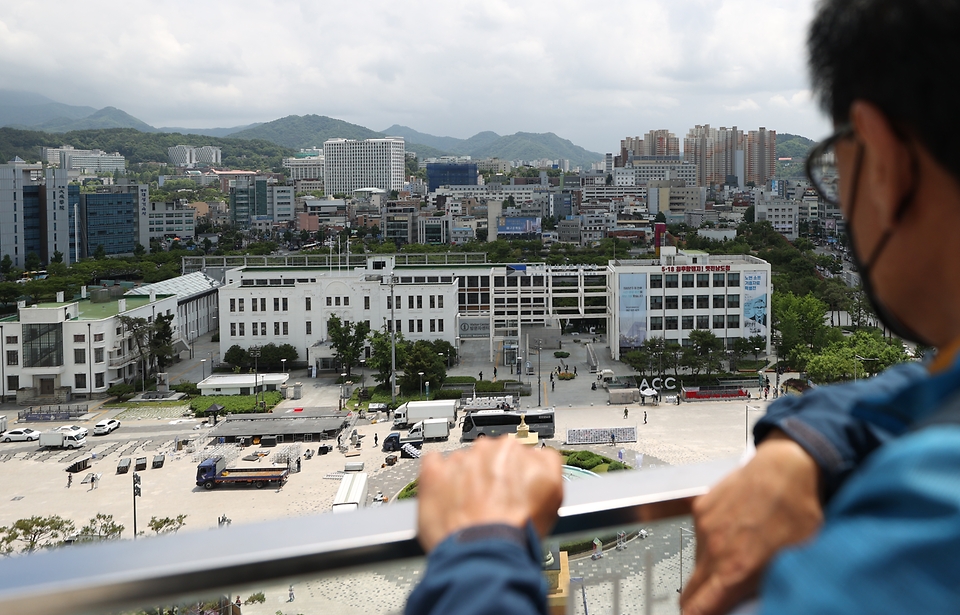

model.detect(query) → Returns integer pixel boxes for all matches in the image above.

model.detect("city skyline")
[0,0,831,153]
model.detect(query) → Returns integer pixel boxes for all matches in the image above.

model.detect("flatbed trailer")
[196,456,289,490]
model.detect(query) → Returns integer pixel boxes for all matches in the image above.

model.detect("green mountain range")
[776,133,816,159]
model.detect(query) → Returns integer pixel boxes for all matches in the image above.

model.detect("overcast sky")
[0,0,831,153]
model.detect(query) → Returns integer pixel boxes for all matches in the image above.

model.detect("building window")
[7,375,19,391]
[714,295,725,309]
[238,299,244,312]
[408,296,414,309]
[417,319,423,333]
[75,373,87,389]
[238,323,245,336]
[344,296,349,306]
[252,323,259,336]
[650,316,663,330]
[364,296,370,310]
[713,273,725,287]
[697,315,710,329]
[430,296,436,309]
[6,350,18,366]
[260,298,266,311]
[94,333,104,342]
[727,294,741,308]
[282,322,289,335]
[438,295,444,309]
[727,272,740,287]
[697,295,709,309]
[409,319,415,332]
[430,319,436,332]
[260,322,266,335]
[252,299,258,312]
[665,274,679,288]
[682,316,694,329]
[94,347,104,363]
[305,297,311,311]
[665,296,678,310]
[417,296,423,309]
[230,298,236,313]
[230,323,237,336]
[274,322,280,336]
[306,321,312,335]
[665,316,678,330]
[682,274,694,288]
[74,334,85,343]
[95,373,104,388]
[697,273,710,288]
[650,296,663,310]
[682,295,694,310]
[335,297,341,306]
[713,315,726,329]
[274,298,280,311]
[385,296,390,310]
[650,274,663,289]
[5,336,17,344]
[727,314,740,328]
[74,348,86,364]
[438,319,444,332]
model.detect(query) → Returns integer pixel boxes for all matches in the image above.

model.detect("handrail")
[0,458,738,615]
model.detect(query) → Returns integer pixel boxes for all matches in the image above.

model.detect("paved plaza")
[0,330,775,615]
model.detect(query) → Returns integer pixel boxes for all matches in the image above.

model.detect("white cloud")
[0,0,832,152]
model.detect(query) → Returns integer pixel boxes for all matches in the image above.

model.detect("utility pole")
[249,346,261,409]
[384,276,398,405]
[536,338,543,407]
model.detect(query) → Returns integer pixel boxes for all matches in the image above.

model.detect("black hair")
[808,0,960,180]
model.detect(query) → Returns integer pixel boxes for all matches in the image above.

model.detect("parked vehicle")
[38,431,87,449]
[460,408,557,441]
[55,425,89,438]
[93,419,120,435]
[195,456,289,490]
[382,432,424,453]
[392,400,458,429]
[331,473,369,513]
[1,428,39,443]
[407,418,450,441]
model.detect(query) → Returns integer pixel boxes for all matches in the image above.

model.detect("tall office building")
[683,125,716,187]
[620,130,680,164]
[79,184,150,257]
[1,161,78,267]
[229,176,294,229]
[323,138,406,195]
[168,145,222,168]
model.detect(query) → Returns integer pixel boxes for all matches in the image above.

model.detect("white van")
[332,473,369,514]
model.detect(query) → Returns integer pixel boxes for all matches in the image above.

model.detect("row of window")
[4,373,105,391]
[385,318,446,334]
[231,322,293,337]
[649,315,740,330]
[650,273,740,289]
[5,333,106,345]
[386,295,445,310]
[6,347,105,366]
[649,294,741,310]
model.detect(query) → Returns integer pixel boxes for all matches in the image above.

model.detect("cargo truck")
[38,431,87,449]
[392,399,458,429]
[407,418,450,441]
[195,456,289,490]
[331,472,369,513]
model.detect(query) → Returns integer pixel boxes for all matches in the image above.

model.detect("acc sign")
[637,376,677,391]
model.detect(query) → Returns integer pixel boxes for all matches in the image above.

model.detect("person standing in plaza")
[643,410,647,425]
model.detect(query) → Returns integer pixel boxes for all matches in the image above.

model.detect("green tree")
[399,340,447,395]
[744,205,755,223]
[94,244,106,260]
[77,513,125,542]
[0,515,76,554]
[133,243,146,257]
[367,328,409,386]
[24,252,41,271]
[654,211,667,224]
[0,254,12,278]
[683,329,725,376]
[147,515,187,535]
[50,250,64,264]
[224,344,249,369]
[150,313,175,371]
[326,315,370,376]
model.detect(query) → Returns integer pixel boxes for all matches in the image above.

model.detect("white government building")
[210,247,771,372]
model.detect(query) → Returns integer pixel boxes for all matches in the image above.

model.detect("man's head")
[808,0,960,347]
[809,0,960,181]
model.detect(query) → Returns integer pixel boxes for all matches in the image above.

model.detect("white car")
[93,419,120,435]
[55,425,89,438]
[1,428,40,442]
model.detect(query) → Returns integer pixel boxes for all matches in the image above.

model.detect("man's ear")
[849,100,915,224]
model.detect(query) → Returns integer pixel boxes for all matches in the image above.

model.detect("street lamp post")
[535,338,543,407]
[200,359,207,382]
[189,330,196,360]
[418,371,425,400]
[249,346,261,409]
[281,358,287,373]
[340,372,348,411]
[360,359,366,389]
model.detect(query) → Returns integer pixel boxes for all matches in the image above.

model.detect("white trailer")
[332,472,369,514]
[393,400,458,428]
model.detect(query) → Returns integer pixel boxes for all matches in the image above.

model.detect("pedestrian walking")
[643,411,647,425]
[289,585,295,602]
[611,432,617,446]
[624,408,629,419]
[479,371,483,381]
[550,373,554,383]
[67,474,72,488]
[493,367,498,379]
[574,366,577,375]
[551,381,555,391]
[374,433,379,448]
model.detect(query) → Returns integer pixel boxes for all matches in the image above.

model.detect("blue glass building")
[426,163,478,192]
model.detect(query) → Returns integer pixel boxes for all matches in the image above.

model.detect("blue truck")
[196,456,289,490]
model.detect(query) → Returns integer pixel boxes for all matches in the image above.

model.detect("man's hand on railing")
[416,437,564,553]
[680,431,824,615]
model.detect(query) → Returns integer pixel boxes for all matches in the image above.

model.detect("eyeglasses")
[805,123,854,207]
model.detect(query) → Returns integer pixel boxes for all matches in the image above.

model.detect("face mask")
[845,143,931,346]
